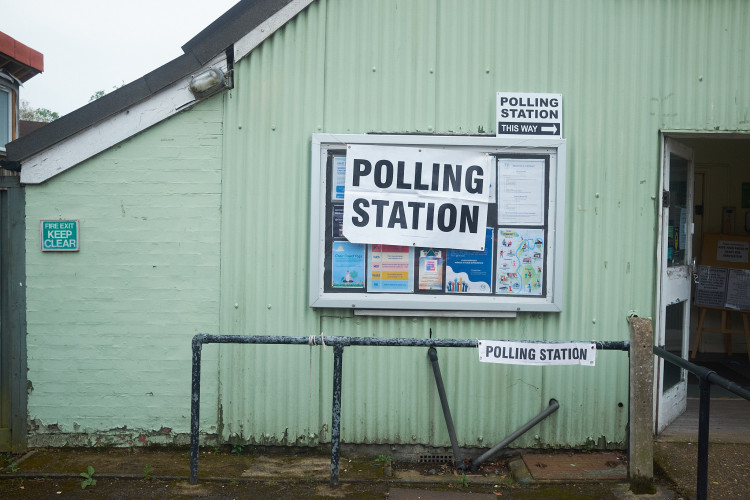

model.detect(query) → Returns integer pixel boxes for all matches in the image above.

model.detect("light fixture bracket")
[189,67,228,99]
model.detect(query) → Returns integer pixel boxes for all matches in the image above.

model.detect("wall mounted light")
[189,68,227,99]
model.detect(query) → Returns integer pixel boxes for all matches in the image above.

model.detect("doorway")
[656,134,750,434]
[0,176,26,452]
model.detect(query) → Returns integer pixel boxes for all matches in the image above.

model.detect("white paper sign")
[726,269,750,311]
[343,145,491,250]
[478,340,596,366]
[717,241,749,263]
[496,92,562,139]
[497,159,546,226]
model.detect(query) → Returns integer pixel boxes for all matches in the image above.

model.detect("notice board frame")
[309,134,567,313]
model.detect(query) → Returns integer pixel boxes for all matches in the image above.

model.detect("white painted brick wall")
[24,98,223,445]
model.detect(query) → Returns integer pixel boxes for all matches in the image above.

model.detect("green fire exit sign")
[40,220,79,252]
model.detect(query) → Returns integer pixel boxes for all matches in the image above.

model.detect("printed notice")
[478,340,596,366]
[445,229,493,294]
[332,205,344,238]
[694,266,729,308]
[726,269,750,311]
[717,240,749,264]
[496,228,545,295]
[418,249,444,291]
[497,159,545,226]
[331,241,366,288]
[332,156,347,201]
[368,244,414,292]
[343,145,491,250]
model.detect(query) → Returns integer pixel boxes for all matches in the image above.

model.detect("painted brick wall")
[23,97,223,446]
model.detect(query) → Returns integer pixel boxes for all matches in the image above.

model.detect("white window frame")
[0,85,11,152]
[309,133,567,313]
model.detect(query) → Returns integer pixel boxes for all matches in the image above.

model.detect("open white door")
[656,138,694,433]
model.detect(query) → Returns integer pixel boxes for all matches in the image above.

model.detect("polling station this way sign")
[343,145,491,251]
[496,92,562,139]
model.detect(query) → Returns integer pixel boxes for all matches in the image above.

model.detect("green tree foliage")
[89,90,106,102]
[89,81,125,102]
[19,100,59,122]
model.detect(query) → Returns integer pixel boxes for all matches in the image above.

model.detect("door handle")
[691,257,698,283]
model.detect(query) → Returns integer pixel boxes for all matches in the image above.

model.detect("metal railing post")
[696,377,711,500]
[330,344,344,486]
[189,335,203,485]
[470,399,560,471]
[427,347,463,468]
[652,346,750,500]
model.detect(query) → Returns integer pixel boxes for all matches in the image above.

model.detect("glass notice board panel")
[309,134,566,313]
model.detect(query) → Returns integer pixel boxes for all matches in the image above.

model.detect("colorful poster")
[332,156,347,201]
[445,229,493,294]
[496,228,545,295]
[332,205,344,238]
[368,245,414,292]
[331,241,365,288]
[418,249,444,291]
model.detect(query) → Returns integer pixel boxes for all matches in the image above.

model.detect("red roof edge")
[0,31,44,73]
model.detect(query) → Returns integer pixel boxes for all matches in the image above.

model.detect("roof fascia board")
[6,52,203,161]
[233,0,314,63]
[20,53,227,185]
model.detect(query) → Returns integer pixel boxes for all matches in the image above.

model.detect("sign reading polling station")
[343,145,492,250]
[478,340,596,366]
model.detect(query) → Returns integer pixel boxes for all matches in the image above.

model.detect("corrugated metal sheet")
[218,0,750,447]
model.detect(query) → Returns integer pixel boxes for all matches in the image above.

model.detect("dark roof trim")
[6,0,295,163]
[183,0,292,64]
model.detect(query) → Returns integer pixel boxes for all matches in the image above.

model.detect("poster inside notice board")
[311,134,566,312]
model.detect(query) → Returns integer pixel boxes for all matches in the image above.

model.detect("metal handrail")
[653,346,750,500]
[189,334,628,486]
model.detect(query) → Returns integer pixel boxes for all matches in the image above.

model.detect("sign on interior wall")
[40,220,79,252]
[343,145,492,251]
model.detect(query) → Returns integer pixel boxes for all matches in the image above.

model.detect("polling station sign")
[343,145,492,251]
[40,220,79,252]
[496,92,562,139]
[478,340,596,366]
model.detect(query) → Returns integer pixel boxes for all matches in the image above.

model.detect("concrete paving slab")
[521,451,627,481]
[389,488,494,500]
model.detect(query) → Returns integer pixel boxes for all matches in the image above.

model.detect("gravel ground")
[654,441,750,499]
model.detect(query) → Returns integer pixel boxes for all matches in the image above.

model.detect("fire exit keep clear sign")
[40,220,79,252]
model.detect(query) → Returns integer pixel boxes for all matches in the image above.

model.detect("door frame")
[0,176,27,452]
[655,136,695,433]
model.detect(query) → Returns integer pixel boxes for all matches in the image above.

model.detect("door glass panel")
[667,154,688,267]
[663,301,685,391]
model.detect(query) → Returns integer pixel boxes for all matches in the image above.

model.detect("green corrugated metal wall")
[218,0,750,447]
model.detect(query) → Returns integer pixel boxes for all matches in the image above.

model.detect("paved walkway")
[0,447,682,499]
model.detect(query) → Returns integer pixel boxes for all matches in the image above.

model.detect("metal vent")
[417,454,453,464]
